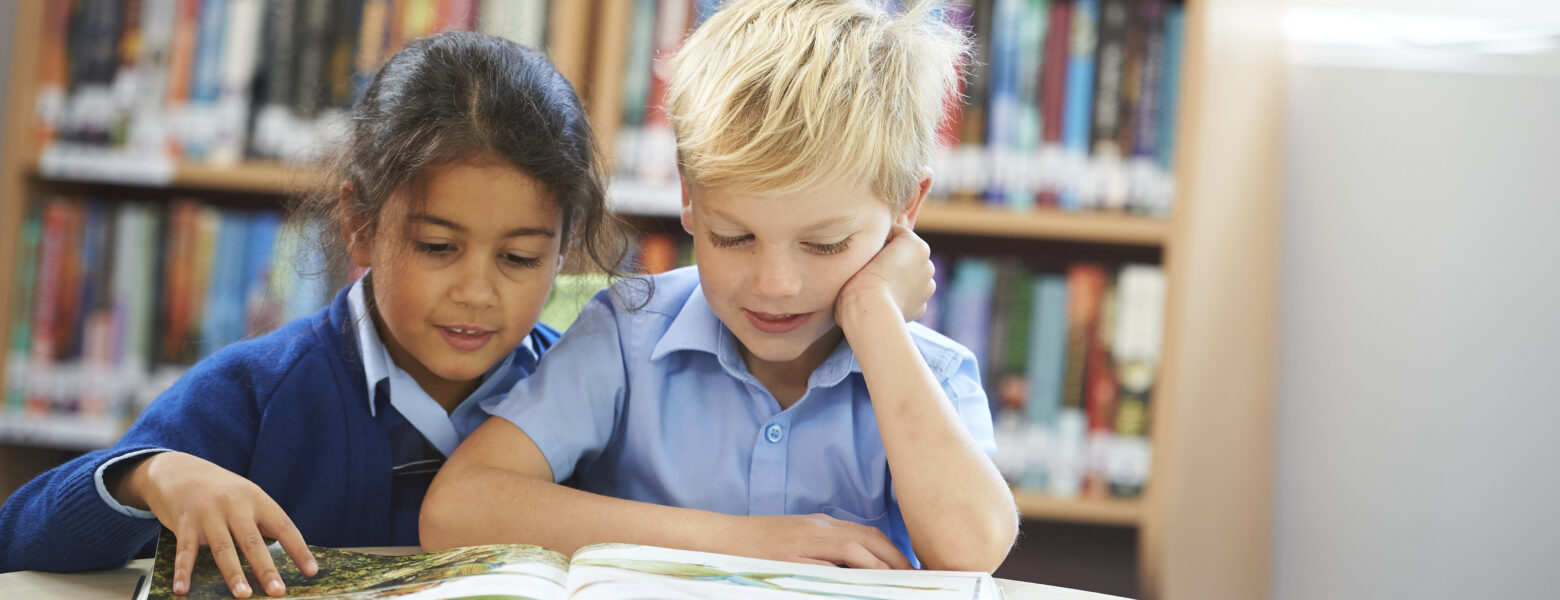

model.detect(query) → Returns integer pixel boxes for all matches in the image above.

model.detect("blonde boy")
[423,0,1017,571]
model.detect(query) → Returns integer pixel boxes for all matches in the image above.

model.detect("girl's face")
[349,160,563,406]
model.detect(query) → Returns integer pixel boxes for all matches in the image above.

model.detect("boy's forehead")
[692,181,893,226]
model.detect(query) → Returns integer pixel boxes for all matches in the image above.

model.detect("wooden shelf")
[1012,489,1144,527]
[31,156,322,195]
[915,203,1169,247]
[173,162,321,194]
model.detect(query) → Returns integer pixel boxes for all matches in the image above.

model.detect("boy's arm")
[836,225,1019,573]
[421,416,912,570]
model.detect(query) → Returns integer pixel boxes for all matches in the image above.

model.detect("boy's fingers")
[172,524,200,596]
[832,543,891,570]
[260,509,317,576]
[202,518,253,599]
[856,527,912,570]
[231,518,285,597]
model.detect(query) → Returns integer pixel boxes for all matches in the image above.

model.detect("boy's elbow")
[418,470,470,551]
[918,509,1019,572]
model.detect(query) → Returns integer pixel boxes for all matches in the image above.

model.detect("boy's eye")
[806,237,853,255]
[503,253,543,269]
[707,232,753,248]
[416,242,455,255]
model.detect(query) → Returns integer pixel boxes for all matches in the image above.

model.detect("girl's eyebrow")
[408,213,555,238]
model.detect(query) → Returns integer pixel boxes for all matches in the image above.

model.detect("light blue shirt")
[483,266,995,565]
[347,275,539,457]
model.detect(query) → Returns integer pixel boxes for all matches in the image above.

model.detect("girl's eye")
[707,232,753,248]
[416,242,455,255]
[503,253,543,269]
[807,237,853,255]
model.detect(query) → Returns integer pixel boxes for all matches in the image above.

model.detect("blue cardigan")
[0,286,558,573]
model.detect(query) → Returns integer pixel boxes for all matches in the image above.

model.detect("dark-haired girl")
[0,31,622,598]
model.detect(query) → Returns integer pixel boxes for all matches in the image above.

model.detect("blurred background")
[0,1,1556,599]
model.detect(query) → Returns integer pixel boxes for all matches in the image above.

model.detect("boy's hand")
[715,514,912,570]
[836,224,935,327]
[120,452,318,598]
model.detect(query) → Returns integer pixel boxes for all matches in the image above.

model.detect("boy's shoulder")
[601,266,703,319]
[904,321,979,383]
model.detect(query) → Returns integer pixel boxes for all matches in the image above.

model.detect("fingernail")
[266,578,285,596]
[307,560,319,574]
[174,580,187,595]
[234,580,251,597]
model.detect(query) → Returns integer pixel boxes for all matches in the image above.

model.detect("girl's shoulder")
[171,307,360,410]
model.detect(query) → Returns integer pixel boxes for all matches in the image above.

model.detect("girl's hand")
[121,452,317,598]
[714,514,912,569]
[836,224,935,327]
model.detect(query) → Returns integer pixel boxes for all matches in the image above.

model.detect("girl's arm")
[835,225,1019,573]
[421,416,912,570]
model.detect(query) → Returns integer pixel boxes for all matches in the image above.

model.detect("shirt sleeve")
[941,347,998,458]
[482,291,629,483]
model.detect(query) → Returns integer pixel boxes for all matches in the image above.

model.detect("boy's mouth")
[437,325,495,351]
[742,309,812,335]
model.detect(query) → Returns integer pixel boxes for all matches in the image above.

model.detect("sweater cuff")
[94,448,169,519]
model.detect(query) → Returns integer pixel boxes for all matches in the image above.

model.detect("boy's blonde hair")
[666,0,968,210]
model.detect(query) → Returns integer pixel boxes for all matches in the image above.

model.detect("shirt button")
[765,424,784,443]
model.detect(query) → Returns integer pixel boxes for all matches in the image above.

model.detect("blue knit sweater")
[0,286,558,573]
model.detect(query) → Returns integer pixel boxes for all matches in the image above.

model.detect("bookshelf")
[0,2,1280,599]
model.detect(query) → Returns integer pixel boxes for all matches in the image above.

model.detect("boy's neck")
[738,328,844,410]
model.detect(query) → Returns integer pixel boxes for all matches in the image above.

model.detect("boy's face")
[682,178,905,373]
[349,161,563,404]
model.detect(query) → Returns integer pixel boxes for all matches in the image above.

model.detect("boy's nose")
[752,250,802,299]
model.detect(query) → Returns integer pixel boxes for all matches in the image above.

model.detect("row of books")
[3,196,342,447]
[34,0,555,167]
[925,259,1164,499]
[606,0,1183,216]
[938,0,1185,215]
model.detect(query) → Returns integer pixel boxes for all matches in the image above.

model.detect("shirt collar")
[649,284,862,389]
[346,274,534,419]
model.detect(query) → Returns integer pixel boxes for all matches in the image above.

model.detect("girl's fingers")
[202,516,253,598]
[230,516,285,597]
[259,507,317,576]
[172,522,201,597]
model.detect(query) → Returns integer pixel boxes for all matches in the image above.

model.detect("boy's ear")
[897,167,933,229]
[339,182,372,268]
[678,180,695,235]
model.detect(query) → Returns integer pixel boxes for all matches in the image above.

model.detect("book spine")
[33,0,74,147]
[164,0,201,157]
[1059,0,1096,211]
[1155,4,1183,172]
[1035,0,1071,207]
[6,208,44,411]
[210,0,264,165]
[252,0,298,158]
[111,0,145,147]
[1018,273,1068,489]
[129,0,176,156]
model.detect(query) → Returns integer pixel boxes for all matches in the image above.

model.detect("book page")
[140,530,570,600]
[563,544,1001,600]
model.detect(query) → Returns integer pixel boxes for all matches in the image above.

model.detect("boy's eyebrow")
[704,206,855,231]
[408,213,556,238]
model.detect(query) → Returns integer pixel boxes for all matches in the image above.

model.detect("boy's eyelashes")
[412,241,544,269]
[704,232,855,255]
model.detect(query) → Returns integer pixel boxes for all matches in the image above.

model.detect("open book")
[135,529,1003,600]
